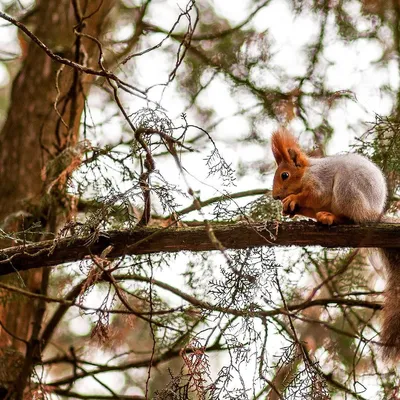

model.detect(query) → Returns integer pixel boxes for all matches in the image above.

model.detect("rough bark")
[0,2,111,219]
[0,221,399,276]
[0,0,114,393]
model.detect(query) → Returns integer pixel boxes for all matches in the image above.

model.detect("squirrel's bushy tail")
[380,248,400,359]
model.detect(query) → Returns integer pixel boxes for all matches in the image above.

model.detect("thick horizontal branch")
[0,221,399,276]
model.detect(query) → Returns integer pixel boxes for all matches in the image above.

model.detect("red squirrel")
[271,127,400,360]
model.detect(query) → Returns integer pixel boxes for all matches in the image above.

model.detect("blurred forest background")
[0,0,399,399]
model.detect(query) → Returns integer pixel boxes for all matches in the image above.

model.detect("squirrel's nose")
[273,194,281,200]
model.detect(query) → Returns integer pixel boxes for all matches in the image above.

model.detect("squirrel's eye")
[281,172,289,181]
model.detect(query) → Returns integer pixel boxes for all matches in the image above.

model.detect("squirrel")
[271,127,400,360]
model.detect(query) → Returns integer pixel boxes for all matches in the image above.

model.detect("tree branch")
[51,390,145,400]
[0,221,399,276]
[0,10,145,97]
[170,188,270,218]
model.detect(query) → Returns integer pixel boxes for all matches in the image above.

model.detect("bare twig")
[0,10,145,97]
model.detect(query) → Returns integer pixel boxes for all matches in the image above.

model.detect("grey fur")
[306,154,387,222]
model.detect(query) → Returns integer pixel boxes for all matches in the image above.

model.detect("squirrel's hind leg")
[316,211,350,225]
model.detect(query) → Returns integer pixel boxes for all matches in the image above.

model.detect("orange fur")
[271,128,308,167]
[271,128,311,212]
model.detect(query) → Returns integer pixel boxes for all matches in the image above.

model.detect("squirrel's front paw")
[282,195,298,216]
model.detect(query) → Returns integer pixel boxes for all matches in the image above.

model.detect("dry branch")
[0,221,399,276]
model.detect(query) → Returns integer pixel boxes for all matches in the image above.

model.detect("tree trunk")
[0,0,114,393]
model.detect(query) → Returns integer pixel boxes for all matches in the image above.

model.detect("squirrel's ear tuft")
[271,137,283,165]
[271,128,308,167]
[272,128,291,164]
